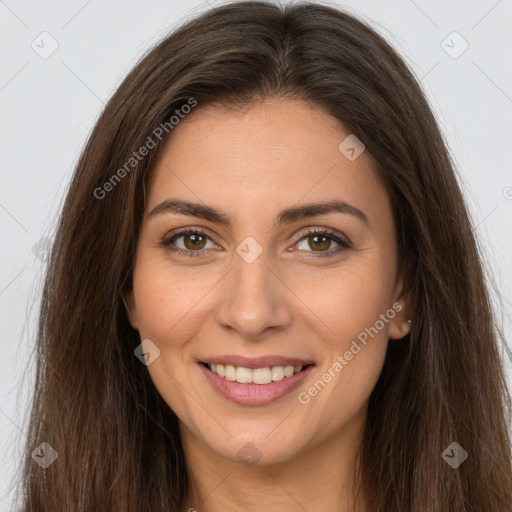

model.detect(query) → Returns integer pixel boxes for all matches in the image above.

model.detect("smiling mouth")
[201,362,314,385]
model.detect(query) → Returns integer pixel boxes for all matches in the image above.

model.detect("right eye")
[161,228,220,258]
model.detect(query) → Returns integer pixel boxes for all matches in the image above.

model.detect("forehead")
[146,99,391,231]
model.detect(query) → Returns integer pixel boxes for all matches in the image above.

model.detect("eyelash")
[160,227,352,259]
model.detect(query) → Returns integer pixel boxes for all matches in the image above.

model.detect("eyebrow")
[147,198,371,230]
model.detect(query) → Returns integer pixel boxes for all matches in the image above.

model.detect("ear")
[122,289,139,330]
[388,273,412,340]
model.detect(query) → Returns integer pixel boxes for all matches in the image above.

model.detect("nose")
[214,250,292,340]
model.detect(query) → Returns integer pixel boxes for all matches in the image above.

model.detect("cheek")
[130,261,214,414]
[131,252,219,339]
[291,258,395,349]
[296,270,392,428]
[289,255,394,414]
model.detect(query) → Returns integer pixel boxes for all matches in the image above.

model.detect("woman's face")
[125,98,409,466]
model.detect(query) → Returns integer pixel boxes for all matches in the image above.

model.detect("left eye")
[291,228,352,257]
[161,228,351,258]
[296,232,341,252]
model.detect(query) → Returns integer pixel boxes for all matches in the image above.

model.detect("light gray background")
[1,0,511,509]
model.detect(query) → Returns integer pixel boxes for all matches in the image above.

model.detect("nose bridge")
[232,248,272,299]
[230,233,274,301]
[214,243,292,337]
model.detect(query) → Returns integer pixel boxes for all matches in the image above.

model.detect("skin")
[124,98,410,512]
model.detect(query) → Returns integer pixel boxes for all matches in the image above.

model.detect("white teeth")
[235,366,253,383]
[284,365,295,377]
[253,368,272,384]
[271,366,284,381]
[224,364,236,381]
[207,363,305,384]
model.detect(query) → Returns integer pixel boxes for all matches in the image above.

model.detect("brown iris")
[308,234,331,251]
[184,233,207,250]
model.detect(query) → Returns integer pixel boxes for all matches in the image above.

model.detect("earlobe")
[399,318,412,335]
[388,273,412,340]
[388,298,412,340]
[122,290,138,330]
[389,314,412,340]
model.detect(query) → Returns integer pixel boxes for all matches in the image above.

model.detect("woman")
[19,1,512,511]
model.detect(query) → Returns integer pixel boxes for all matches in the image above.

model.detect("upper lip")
[198,355,315,369]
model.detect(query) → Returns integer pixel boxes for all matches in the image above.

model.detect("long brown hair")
[18,1,512,510]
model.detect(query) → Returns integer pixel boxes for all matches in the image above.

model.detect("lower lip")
[198,363,315,406]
